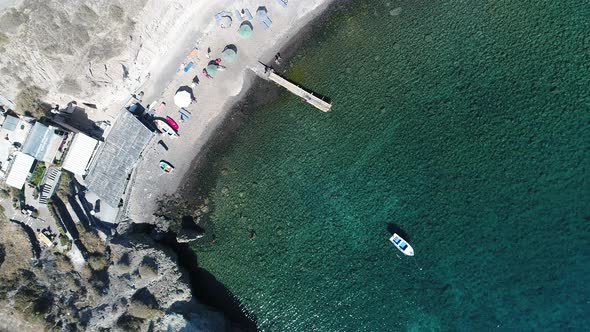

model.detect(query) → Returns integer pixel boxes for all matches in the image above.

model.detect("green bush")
[58,234,70,247]
[57,171,71,200]
[30,162,46,187]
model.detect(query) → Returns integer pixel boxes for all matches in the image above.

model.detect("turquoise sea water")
[192,0,590,330]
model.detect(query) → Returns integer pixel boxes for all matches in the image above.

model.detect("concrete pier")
[266,69,332,112]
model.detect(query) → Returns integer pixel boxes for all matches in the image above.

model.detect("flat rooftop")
[0,115,32,177]
[85,111,153,208]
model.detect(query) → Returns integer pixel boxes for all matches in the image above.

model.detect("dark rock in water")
[177,231,205,243]
[176,216,206,243]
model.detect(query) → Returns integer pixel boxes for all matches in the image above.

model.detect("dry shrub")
[138,257,158,280]
[127,287,160,320]
[15,83,47,117]
[116,314,144,332]
[87,253,108,271]
[0,32,8,47]
[52,252,74,273]
[79,230,105,255]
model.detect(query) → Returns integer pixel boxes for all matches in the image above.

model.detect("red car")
[165,116,179,131]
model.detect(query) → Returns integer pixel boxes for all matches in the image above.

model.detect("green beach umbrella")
[221,48,237,63]
[238,21,253,39]
[206,64,218,77]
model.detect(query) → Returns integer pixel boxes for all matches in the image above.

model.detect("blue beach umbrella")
[206,64,219,77]
[239,21,253,39]
[222,47,237,64]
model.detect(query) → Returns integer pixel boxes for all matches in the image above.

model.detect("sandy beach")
[124,0,336,223]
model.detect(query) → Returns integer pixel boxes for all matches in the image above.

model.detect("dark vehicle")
[158,140,169,152]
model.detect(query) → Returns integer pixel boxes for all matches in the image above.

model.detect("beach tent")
[174,90,192,108]
[206,64,219,77]
[222,47,237,63]
[239,21,253,39]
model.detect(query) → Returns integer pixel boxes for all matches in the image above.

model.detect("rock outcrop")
[0,215,228,331]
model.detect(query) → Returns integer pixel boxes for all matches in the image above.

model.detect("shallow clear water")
[192,0,590,330]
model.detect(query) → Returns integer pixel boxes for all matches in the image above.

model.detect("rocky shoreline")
[0,197,257,331]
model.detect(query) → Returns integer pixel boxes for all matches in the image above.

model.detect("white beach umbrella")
[174,90,191,108]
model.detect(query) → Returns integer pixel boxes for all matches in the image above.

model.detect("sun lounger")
[179,108,191,121]
[244,9,253,20]
[187,48,198,60]
[235,10,244,21]
[256,10,272,30]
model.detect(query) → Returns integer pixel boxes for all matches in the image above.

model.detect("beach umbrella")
[206,64,219,77]
[239,21,253,39]
[222,48,237,64]
[174,90,191,108]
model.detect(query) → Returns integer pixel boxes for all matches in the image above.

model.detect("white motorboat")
[389,233,414,256]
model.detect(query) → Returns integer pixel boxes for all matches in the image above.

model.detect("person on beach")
[214,58,222,64]
[202,68,212,79]
[207,47,211,59]
[132,91,144,102]
[50,104,60,114]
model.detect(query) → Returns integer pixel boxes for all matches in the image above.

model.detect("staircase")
[39,167,61,204]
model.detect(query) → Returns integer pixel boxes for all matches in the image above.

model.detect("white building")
[62,133,99,176]
[5,152,35,189]
[0,114,33,178]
